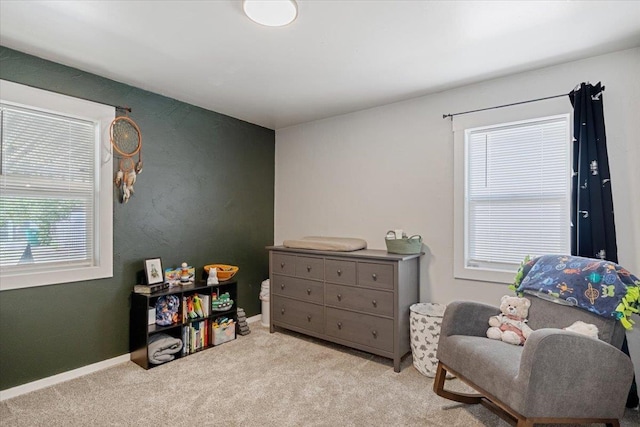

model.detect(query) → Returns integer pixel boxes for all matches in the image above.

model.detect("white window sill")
[453,264,517,285]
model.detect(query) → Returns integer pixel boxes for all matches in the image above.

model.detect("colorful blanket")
[513,255,640,329]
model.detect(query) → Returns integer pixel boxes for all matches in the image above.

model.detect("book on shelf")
[134,282,169,294]
[198,293,211,317]
[182,326,189,356]
[182,320,209,354]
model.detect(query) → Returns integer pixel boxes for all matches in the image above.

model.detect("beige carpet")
[1,323,638,427]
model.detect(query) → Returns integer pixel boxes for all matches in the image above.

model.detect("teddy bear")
[487,295,534,345]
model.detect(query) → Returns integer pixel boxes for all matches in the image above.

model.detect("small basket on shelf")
[203,264,239,281]
[384,231,423,255]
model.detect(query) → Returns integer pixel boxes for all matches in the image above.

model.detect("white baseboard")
[3,316,266,400]
[246,314,262,324]
[0,353,130,401]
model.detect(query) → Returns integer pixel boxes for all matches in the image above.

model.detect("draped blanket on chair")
[514,255,640,329]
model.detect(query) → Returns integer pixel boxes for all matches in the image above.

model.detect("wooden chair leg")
[433,362,482,404]
[433,361,447,394]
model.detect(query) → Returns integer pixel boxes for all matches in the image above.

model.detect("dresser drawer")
[272,253,296,276]
[272,295,324,334]
[295,256,324,280]
[325,283,393,317]
[358,262,394,290]
[325,307,393,352]
[325,259,356,285]
[271,275,324,304]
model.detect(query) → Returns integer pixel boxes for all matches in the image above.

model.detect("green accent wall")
[0,46,275,390]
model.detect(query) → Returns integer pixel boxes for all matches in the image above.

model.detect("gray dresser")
[267,246,421,372]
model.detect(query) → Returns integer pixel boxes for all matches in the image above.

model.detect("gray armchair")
[434,296,634,427]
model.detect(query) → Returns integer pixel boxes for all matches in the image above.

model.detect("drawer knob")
[306,288,311,295]
[337,322,343,330]
[372,273,377,281]
[281,308,285,315]
[372,330,378,338]
[307,265,312,272]
[337,269,342,276]
[307,315,312,322]
[337,294,342,301]
[280,262,285,268]
[372,299,377,307]
[280,283,285,290]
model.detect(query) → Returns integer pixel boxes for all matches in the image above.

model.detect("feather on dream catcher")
[110,112,143,203]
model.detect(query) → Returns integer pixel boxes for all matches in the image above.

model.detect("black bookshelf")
[130,280,237,369]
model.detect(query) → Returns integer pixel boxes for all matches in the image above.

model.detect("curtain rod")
[443,94,566,119]
[442,85,605,119]
[1,78,132,112]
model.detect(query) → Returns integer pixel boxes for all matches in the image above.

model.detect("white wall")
[276,47,639,303]
[275,47,640,370]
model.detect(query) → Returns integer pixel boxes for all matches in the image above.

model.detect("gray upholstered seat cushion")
[437,335,525,409]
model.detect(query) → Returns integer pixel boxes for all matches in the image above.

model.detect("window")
[453,102,571,284]
[0,80,114,291]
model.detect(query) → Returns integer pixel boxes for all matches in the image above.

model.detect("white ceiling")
[1,1,639,130]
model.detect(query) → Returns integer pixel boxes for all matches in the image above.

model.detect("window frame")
[453,98,572,284]
[0,80,114,291]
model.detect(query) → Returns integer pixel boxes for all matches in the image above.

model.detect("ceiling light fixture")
[243,0,297,27]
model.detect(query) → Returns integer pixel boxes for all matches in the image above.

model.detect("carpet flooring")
[1,323,638,426]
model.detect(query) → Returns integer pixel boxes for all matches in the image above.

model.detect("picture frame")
[144,257,164,285]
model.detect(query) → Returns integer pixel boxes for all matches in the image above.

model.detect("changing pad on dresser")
[282,236,367,252]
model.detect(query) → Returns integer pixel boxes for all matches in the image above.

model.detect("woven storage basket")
[385,233,422,254]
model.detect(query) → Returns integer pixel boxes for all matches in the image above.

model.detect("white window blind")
[0,103,97,271]
[465,115,570,272]
[0,80,113,291]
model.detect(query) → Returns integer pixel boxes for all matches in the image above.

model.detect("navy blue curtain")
[569,82,638,409]
[569,82,617,262]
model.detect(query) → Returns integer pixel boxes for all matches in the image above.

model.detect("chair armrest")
[516,328,634,417]
[440,301,500,338]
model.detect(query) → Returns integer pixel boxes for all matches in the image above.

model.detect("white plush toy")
[487,295,534,346]
[207,267,219,285]
[563,320,599,339]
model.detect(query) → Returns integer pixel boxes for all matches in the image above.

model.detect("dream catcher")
[110,112,143,203]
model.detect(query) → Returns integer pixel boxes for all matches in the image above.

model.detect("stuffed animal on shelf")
[487,295,534,346]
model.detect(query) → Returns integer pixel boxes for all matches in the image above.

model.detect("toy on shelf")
[211,292,234,312]
[212,316,233,328]
[185,294,205,319]
[206,267,219,285]
[165,262,195,287]
[180,262,195,285]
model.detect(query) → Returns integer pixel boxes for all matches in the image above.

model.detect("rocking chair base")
[433,361,620,427]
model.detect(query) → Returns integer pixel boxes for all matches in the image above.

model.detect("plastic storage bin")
[409,303,453,378]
